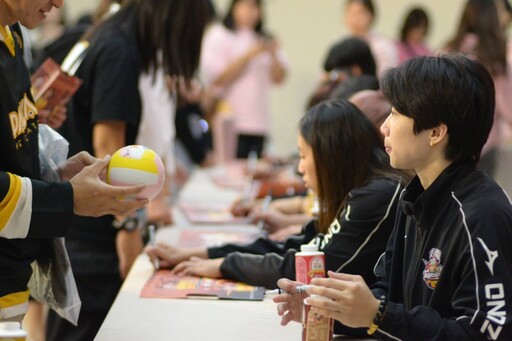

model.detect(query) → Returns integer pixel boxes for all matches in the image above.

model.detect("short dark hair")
[323,37,376,75]
[95,0,209,80]
[223,0,265,35]
[380,55,495,165]
[300,99,395,232]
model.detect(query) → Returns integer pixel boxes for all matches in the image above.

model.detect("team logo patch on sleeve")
[422,248,443,289]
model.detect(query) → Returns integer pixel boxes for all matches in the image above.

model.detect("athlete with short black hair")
[274,55,512,340]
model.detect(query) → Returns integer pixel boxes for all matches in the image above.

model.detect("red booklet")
[140,271,265,301]
[31,58,82,114]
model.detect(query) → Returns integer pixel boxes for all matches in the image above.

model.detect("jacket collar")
[400,162,474,230]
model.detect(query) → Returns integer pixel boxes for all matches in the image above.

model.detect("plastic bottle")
[0,322,27,341]
[295,244,325,284]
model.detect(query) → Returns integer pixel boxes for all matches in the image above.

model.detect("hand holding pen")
[272,278,310,326]
[241,151,258,205]
[265,285,310,295]
[256,190,273,230]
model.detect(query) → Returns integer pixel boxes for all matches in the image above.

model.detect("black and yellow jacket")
[0,24,73,319]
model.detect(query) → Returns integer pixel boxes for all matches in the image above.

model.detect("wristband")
[112,209,146,232]
[112,215,140,232]
[367,295,387,335]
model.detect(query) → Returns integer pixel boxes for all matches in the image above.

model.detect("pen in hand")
[257,191,272,230]
[148,224,160,270]
[265,285,310,295]
[241,151,258,205]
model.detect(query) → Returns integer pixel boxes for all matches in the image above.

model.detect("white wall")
[64,0,468,156]
[63,0,99,22]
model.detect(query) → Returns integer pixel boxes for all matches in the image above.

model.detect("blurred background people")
[174,1,218,170]
[396,7,432,64]
[342,0,398,77]
[348,89,390,134]
[200,0,287,159]
[309,37,378,109]
[444,0,512,178]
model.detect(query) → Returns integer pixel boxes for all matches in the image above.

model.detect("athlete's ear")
[429,123,448,147]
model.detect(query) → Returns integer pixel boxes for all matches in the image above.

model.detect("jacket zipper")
[405,224,425,309]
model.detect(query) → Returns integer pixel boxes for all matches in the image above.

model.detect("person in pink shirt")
[200,0,287,159]
[343,0,398,77]
[396,7,432,64]
[444,0,512,178]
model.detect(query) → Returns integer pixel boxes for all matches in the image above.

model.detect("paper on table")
[140,271,265,301]
[179,203,250,224]
[177,229,259,248]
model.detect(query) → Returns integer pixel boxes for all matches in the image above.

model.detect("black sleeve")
[220,249,297,289]
[0,172,73,239]
[90,36,140,127]
[28,179,74,238]
[208,237,287,259]
[208,219,315,258]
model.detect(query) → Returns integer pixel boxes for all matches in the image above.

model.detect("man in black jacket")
[274,55,512,340]
[0,0,147,322]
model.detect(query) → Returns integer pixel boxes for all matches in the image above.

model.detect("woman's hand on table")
[250,207,292,232]
[145,243,207,268]
[268,224,302,242]
[171,257,224,278]
[230,197,260,217]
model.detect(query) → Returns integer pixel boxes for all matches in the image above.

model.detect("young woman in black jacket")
[149,98,405,283]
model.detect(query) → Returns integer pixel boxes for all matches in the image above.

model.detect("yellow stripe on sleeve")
[0,290,29,309]
[0,173,22,232]
[0,290,30,319]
